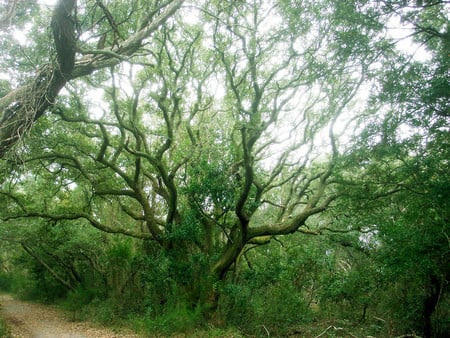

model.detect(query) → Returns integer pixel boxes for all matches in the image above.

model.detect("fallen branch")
[314,325,358,338]
[315,326,341,338]
[260,325,270,337]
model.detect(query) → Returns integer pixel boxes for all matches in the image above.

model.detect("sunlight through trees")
[0,1,448,336]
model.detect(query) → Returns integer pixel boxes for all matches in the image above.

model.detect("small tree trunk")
[422,275,441,338]
[21,244,76,291]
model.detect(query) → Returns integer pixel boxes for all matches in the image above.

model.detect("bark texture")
[0,0,76,158]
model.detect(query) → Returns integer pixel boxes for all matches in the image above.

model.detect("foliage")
[135,303,204,335]
[2,0,378,314]
[0,0,448,336]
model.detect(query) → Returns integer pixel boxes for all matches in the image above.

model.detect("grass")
[0,317,11,338]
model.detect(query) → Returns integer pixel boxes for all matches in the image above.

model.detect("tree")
[326,2,450,335]
[1,0,392,317]
[331,128,449,336]
[0,0,18,30]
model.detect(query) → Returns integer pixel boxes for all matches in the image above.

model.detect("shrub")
[132,303,204,336]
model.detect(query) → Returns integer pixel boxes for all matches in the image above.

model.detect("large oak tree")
[1,0,393,312]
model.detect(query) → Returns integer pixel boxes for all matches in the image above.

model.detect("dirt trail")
[0,294,140,338]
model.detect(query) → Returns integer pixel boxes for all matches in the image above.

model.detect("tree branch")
[21,243,76,291]
[3,212,153,239]
[0,0,184,158]
[0,0,18,30]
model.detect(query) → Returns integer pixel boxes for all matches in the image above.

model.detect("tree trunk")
[0,0,76,158]
[21,244,76,291]
[422,275,441,338]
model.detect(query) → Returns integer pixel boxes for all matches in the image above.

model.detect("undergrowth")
[0,317,11,338]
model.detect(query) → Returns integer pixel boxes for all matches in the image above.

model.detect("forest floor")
[0,294,140,338]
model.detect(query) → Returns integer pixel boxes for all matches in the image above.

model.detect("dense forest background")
[0,0,449,337]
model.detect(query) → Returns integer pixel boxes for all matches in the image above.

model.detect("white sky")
[37,0,57,5]
[386,16,432,62]
[35,0,432,57]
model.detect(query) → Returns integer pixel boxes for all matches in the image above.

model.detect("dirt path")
[0,294,140,338]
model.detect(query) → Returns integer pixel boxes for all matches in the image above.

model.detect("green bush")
[0,272,12,291]
[132,303,204,336]
[218,280,312,336]
[258,284,312,332]
[217,283,255,328]
[7,264,68,303]
[8,272,40,300]
[62,287,99,321]
[88,298,119,325]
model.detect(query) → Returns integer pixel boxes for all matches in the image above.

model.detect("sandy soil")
[0,294,140,338]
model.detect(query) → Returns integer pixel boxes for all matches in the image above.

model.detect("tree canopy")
[0,0,449,336]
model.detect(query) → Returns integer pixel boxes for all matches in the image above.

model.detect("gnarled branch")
[0,0,184,158]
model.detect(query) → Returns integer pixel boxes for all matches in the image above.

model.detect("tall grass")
[0,317,11,338]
